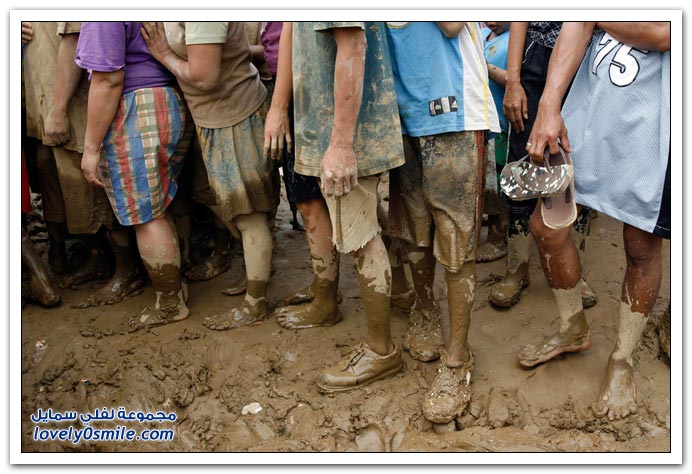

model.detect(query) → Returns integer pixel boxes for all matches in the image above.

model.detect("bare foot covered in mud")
[203,298,267,331]
[26,275,61,307]
[422,350,474,424]
[57,251,114,289]
[128,287,190,333]
[275,301,341,329]
[280,282,314,306]
[71,272,145,309]
[185,251,231,282]
[390,289,415,318]
[403,306,443,362]
[518,315,592,367]
[476,241,507,263]
[592,357,638,421]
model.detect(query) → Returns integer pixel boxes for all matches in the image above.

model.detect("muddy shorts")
[323,175,381,254]
[196,107,280,232]
[100,86,192,227]
[387,131,485,273]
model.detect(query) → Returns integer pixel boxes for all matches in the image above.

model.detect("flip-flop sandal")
[540,147,577,229]
[500,147,573,201]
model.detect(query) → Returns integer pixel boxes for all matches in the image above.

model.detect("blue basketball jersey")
[562,29,670,234]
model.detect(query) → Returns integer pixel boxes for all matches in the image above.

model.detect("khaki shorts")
[323,175,381,254]
[387,131,485,273]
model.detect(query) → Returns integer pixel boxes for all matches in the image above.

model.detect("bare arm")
[264,22,293,159]
[320,26,366,197]
[503,22,528,132]
[486,62,507,86]
[81,70,124,188]
[526,22,596,162]
[44,33,82,146]
[249,44,265,67]
[436,22,465,38]
[597,22,670,51]
[141,22,222,92]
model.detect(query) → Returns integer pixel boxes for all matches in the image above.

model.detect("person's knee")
[623,226,661,267]
[296,198,327,222]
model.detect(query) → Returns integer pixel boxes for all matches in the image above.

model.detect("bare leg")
[204,212,272,330]
[517,208,591,367]
[317,235,403,393]
[57,231,114,289]
[476,212,508,263]
[593,224,662,420]
[276,198,341,328]
[571,207,598,308]
[45,221,69,275]
[22,224,60,307]
[403,244,443,362]
[129,213,188,331]
[422,261,476,423]
[169,192,193,273]
[489,211,531,308]
[72,225,144,308]
[187,214,232,282]
[385,235,414,317]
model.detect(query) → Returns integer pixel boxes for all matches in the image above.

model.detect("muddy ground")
[20,184,671,454]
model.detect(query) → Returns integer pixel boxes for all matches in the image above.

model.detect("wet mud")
[21,188,671,453]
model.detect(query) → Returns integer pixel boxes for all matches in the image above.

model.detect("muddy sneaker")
[422,349,474,424]
[316,343,404,393]
[403,306,443,362]
[580,278,598,309]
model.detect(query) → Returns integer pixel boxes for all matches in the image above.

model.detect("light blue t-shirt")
[481,27,509,133]
[384,22,499,137]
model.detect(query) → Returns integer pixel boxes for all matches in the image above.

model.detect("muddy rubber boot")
[489,262,529,308]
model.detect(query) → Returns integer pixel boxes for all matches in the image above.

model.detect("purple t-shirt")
[260,22,282,76]
[76,22,175,94]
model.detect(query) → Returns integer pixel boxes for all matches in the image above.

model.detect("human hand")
[263,105,293,160]
[503,80,528,133]
[22,22,33,44]
[43,107,71,146]
[141,22,171,63]
[525,106,570,163]
[320,143,358,197]
[81,148,105,189]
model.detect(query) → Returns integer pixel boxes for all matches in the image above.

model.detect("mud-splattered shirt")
[292,21,404,178]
